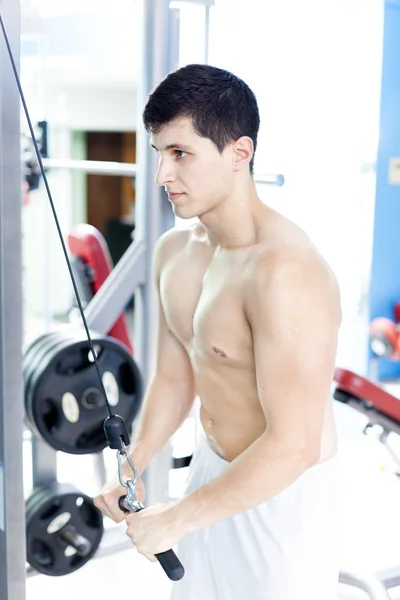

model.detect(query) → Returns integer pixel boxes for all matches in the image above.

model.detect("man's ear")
[232,136,254,171]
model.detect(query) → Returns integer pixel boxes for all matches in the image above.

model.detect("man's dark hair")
[143,64,260,174]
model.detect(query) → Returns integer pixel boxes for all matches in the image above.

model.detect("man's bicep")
[155,294,195,390]
[248,260,340,452]
[152,229,194,388]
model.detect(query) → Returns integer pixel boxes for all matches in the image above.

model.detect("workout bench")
[334,367,400,600]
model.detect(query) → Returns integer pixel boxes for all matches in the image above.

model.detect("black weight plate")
[23,332,68,432]
[23,328,64,361]
[25,331,88,442]
[23,331,61,385]
[28,331,142,454]
[24,331,77,436]
[26,330,81,396]
[26,329,97,418]
[26,482,103,576]
[23,329,79,395]
[24,331,65,388]
[25,330,88,442]
[23,332,51,371]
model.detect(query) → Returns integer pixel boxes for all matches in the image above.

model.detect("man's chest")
[159,254,253,361]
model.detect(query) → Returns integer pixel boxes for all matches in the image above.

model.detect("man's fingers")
[108,500,128,523]
[94,495,126,523]
[140,551,157,563]
[126,528,157,563]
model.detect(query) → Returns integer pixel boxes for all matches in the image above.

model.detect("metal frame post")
[30,437,57,488]
[339,571,391,600]
[132,0,177,505]
[0,1,26,599]
[135,0,176,382]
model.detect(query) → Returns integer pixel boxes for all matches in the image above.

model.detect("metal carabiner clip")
[117,442,144,513]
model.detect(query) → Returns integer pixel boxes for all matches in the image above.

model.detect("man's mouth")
[167,192,184,200]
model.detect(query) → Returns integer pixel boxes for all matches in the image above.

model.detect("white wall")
[206,0,384,372]
[20,0,385,369]
[20,1,142,325]
[21,0,142,130]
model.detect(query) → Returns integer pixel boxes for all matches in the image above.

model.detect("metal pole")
[43,157,283,184]
[42,158,138,177]
[0,1,26,599]
[339,571,391,600]
[134,0,176,505]
[255,173,285,186]
[85,238,147,334]
[134,0,176,381]
[204,5,210,64]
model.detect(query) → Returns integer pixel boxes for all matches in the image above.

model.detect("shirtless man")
[95,64,343,600]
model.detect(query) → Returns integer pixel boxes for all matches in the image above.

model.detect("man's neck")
[199,179,263,249]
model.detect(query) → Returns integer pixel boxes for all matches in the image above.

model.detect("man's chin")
[173,206,197,220]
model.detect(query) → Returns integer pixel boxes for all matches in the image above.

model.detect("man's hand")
[94,474,146,523]
[125,503,185,562]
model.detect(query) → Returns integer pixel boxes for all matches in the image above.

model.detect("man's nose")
[155,159,176,187]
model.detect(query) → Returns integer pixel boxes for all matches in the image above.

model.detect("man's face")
[151,118,234,220]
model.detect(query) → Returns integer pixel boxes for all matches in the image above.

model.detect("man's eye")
[175,150,187,159]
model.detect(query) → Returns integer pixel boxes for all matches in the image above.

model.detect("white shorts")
[170,431,342,600]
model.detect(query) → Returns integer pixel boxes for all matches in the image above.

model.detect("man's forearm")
[124,374,195,476]
[173,434,318,533]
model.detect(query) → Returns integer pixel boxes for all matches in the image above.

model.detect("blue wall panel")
[368,0,400,379]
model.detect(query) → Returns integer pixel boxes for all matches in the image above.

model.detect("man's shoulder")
[156,225,189,246]
[155,223,195,252]
[153,222,205,269]
[250,208,332,275]
[248,232,339,298]
[245,238,341,325]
